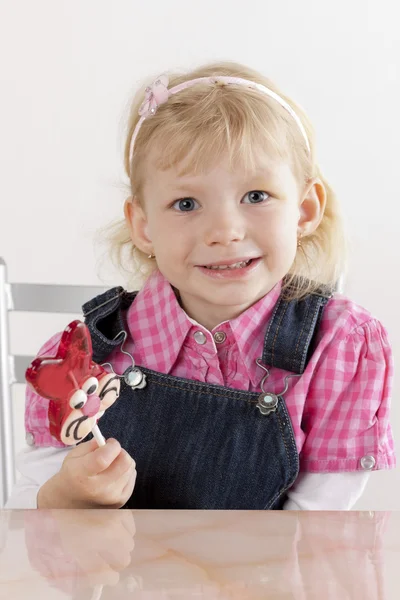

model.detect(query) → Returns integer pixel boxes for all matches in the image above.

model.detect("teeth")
[206,260,251,270]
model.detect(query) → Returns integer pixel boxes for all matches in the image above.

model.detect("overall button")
[360,455,376,470]
[194,331,207,345]
[256,393,278,415]
[214,331,226,344]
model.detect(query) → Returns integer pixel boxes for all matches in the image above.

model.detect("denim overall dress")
[82,279,332,510]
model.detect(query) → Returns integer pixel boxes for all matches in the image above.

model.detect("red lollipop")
[26,320,117,446]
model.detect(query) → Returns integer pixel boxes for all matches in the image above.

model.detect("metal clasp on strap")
[255,358,301,416]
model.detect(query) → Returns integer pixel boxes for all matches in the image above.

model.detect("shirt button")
[26,432,35,446]
[214,331,226,344]
[360,455,376,470]
[194,331,207,345]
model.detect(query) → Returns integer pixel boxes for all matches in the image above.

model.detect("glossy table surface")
[1,510,399,599]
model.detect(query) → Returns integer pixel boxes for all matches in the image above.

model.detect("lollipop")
[25,320,120,446]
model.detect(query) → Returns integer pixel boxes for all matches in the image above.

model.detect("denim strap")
[82,287,137,363]
[262,284,333,374]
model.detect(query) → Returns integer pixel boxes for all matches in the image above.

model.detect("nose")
[82,394,101,417]
[203,205,245,246]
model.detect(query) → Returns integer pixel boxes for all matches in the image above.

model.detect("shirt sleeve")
[5,446,70,508]
[25,332,67,448]
[300,319,395,472]
[284,472,370,510]
[10,331,76,507]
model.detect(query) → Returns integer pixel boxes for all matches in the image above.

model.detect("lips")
[196,256,262,279]
[204,259,252,270]
[199,257,259,269]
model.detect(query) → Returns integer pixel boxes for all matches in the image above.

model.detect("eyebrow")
[170,174,279,194]
[171,183,205,194]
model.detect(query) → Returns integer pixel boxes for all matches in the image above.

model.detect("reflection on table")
[0,509,394,599]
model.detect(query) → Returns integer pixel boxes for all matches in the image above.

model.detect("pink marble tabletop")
[0,510,399,599]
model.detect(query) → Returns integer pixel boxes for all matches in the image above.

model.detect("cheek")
[153,227,190,263]
[257,210,298,264]
[150,212,189,245]
[263,206,298,238]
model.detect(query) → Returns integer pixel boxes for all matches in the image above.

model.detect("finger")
[68,437,99,458]
[102,449,135,482]
[102,461,136,508]
[81,438,122,476]
[119,468,137,505]
[105,460,136,501]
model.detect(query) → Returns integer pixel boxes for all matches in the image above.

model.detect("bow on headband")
[139,74,170,117]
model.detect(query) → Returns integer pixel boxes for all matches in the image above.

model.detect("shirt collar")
[126,269,191,373]
[229,280,282,388]
[127,268,282,380]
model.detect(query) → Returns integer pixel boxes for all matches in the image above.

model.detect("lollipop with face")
[26,320,120,446]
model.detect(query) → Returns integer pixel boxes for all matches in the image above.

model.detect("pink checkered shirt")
[25,269,395,472]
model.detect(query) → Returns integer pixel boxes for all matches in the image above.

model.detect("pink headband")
[128,74,310,166]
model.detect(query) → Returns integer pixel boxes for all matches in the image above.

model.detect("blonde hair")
[105,61,347,300]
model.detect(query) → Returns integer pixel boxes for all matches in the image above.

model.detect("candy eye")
[81,377,99,396]
[69,389,87,410]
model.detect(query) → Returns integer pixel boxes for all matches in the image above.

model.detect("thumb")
[80,438,121,476]
[69,437,99,458]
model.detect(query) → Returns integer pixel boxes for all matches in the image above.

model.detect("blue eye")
[172,198,199,212]
[242,191,270,204]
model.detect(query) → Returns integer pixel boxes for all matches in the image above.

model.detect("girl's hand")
[37,438,136,509]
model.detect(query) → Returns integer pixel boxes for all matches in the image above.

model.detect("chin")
[206,287,264,305]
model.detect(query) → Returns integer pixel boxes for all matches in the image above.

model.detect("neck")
[176,292,262,331]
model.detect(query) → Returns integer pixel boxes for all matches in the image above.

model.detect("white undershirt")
[5,445,370,509]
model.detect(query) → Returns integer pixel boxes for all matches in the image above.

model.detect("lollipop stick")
[91,584,104,600]
[92,424,106,447]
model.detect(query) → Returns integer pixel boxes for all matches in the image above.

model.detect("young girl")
[7,62,395,510]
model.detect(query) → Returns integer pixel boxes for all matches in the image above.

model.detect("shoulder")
[317,292,391,349]
[307,292,393,378]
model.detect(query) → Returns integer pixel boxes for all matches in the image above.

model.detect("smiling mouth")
[66,415,89,441]
[202,259,254,270]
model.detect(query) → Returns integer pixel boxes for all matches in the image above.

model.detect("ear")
[298,178,326,236]
[124,196,154,255]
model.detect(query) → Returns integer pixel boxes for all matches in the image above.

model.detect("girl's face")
[127,154,324,330]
